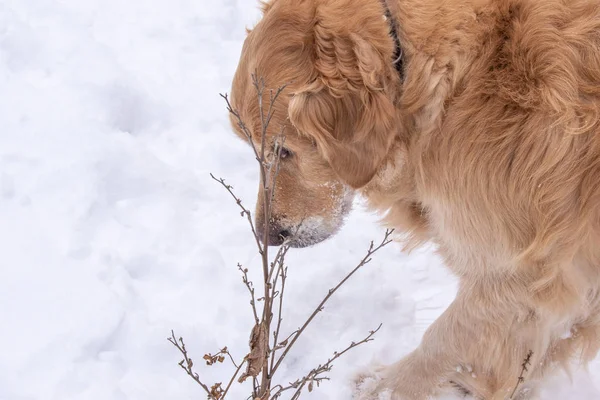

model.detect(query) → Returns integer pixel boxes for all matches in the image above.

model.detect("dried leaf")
[238,322,268,382]
[210,382,223,400]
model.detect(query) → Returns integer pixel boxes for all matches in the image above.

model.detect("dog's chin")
[286,218,347,248]
[287,231,335,248]
[284,196,354,248]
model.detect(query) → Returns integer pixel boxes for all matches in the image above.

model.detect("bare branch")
[269,263,287,371]
[173,77,391,400]
[203,347,241,369]
[168,331,214,398]
[209,173,263,256]
[271,229,394,375]
[222,357,247,398]
[219,92,263,167]
[509,350,534,399]
[238,263,260,325]
[271,324,383,399]
[267,243,290,283]
[252,74,268,190]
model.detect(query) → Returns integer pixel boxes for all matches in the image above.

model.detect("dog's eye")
[279,147,292,159]
[274,145,292,159]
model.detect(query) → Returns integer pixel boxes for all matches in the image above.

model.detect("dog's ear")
[289,29,398,189]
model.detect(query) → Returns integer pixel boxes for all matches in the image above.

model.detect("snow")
[0,0,598,399]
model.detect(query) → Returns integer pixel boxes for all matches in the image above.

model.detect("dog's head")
[229,0,400,247]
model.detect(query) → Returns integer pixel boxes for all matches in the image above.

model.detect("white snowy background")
[0,1,599,399]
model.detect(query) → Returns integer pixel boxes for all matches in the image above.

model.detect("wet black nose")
[257,221,292,246]
[269,228,291,246]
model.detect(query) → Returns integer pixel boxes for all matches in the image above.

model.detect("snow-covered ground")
[0,1,599,399]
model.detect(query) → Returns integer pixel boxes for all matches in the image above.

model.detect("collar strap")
[382,1,404,80]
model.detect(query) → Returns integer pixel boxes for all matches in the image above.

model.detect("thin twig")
[263,84,288,142]
[174,77,391,399]
[222,357,247,398]
[276,329,300,351]
[219,85,284,399]
[252,75,268,189]
[267,244,290,283]
[238,264,260,325]
[509,350,534,399]
[268,132,286,202]
[271,229,394,376]
[209,174,263,255]
[253,377,259,399]
[253,74,274,398]
[269,263,287,372]
[168,331,214,398]
[271,324,383,399]
[219,93,263,166]
[203,346,244,368]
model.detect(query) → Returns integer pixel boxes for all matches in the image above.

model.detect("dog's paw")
[352,364,393,400]
[352,356,445,400]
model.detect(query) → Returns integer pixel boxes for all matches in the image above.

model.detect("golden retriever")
[228,0,600,398]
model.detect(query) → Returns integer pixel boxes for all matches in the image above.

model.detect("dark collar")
[382,1,404,80]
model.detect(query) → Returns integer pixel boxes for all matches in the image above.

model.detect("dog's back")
[362,0,600,396]
[393,0,600,394]
[407,0,600,294]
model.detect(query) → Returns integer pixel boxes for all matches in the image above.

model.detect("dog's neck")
[364,0,493,219]
[382,0,404,80]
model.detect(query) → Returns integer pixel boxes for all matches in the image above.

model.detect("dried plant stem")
[270,263,287,369]
[169,331,246,400]
[289,324,383,400]
[209,173,263,255]
[219,79,287,398]
[271,229,394,376]
[238,263,260,325]
[171,76,387,400]
[509,350,534,399]
[222,359,247,398]
[168,331,214,398]
[270,324,383,399]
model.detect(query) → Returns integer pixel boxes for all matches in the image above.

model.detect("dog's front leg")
[355,283,545,400]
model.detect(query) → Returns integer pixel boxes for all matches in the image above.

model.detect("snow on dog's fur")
[229,0,600,398]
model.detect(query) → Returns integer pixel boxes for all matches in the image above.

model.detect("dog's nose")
[268,228,291,246]
[256,220,292,247]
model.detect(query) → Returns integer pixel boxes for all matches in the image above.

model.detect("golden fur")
[229,0,600,398]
